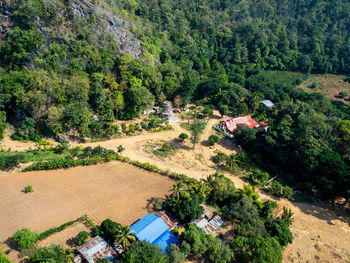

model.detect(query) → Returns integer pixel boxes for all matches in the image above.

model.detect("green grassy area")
[259,70,307,86]
[180,122,192,131]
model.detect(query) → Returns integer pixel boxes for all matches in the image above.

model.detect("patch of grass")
[180,122,192,131]
[153,143,175,157]
[260,70,306,86]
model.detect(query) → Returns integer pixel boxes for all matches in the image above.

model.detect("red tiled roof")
[221,115,259,133]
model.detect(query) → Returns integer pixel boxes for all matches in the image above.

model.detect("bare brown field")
[297,74,350,104]
[0,161,173,242]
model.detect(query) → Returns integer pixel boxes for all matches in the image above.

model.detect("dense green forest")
[0,0,349,202]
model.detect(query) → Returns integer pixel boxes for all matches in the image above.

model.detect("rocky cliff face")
[70,0,142,58]
[0,0,142,58]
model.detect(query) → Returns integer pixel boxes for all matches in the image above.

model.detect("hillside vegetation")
[0,0,349,211]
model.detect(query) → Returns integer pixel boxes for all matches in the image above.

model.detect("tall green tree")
[190,120,206,149]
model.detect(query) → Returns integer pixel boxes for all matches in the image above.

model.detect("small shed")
[130,213,179,252]
[73,236,116,263]
[192,214,224,234]
[260,99,274,108]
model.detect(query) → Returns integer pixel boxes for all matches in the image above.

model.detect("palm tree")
[114,225,136,250]
[189,182,212,201]
[281,206,294,224]
[170,181,190,201]
[201,174,216,188]
[238,184,263,209]
[225,154,238,172]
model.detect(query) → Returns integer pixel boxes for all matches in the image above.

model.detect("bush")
[212,151,227,163]
[29,244,71,262]
[178,133,188,141]
[140,121,148,130]
[219,105,229,116]
[208,174,236,205]
[208,135,220,145]
[0,250,11,263]
[76,231,89,246]
[121,123,127,133]
[309,82,319,89]
[248,169,270,185]
[339,91,348,98]
[151,198,164,211]
[119,241,166,263]
[13,228,39,251]
[0,154,25,170]
[129,123,135,133]
[154,143,174,157]
[270,181,283,197]
[282,186,293,198]
[96,259,109,263]
[24,185,33,193]
[100,219,121,244]
[38,215,90,240]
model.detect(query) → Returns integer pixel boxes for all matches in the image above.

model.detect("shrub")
[219,105,228,116]
[24,185,33,193]
[76,231,89,246]
[96,259,109,263]
[248,169,269,185]
[270,181,283,197]
[208,135,220,145]
[151,198,163,211]
[29,244,71,262]
[129,123,135,133]
[212,151,227,163]
[0,154,25,170]
[100,219,121,244]
[154,143,174,157]
[13,228,39,251]
[282,186,293,198]
[117,145,125,153]
[121,123,127,133]
[339,91,348,98]
[178,133,188,142]
[119,241,166,263]
[0,250,11,263]
[140,121,148,130]
[208,174,236,205]
[309,82,319,89]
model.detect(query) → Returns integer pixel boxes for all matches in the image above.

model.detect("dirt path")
[1,113,350,262]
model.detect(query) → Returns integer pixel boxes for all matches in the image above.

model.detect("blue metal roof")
[153,230,180,251]
[130,213,179,252]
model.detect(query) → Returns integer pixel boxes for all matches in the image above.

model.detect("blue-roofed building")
[130,213,179,252]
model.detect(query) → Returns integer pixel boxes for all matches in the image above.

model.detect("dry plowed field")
[0,161,173,241]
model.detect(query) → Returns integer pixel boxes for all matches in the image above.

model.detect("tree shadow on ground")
[294,201,350,227]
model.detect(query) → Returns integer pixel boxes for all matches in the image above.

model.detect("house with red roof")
[219,115,261,134]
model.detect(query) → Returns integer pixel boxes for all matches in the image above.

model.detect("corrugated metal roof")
[77,236,116,263]
[153,229,180,251]
[130,213,179,252]
[260,99,274,107]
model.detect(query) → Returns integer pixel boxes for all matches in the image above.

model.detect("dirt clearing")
[297,74,350,104]
[0,161,173,242]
